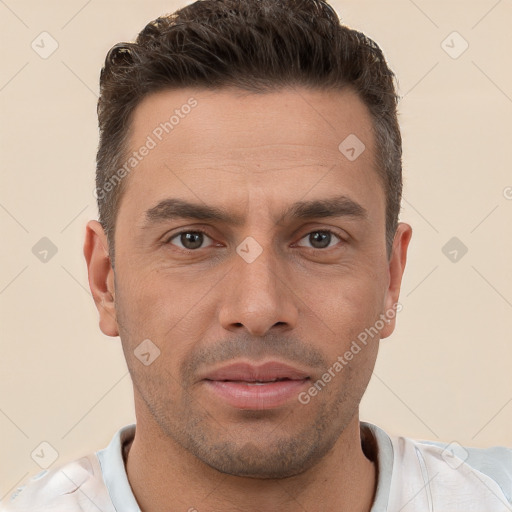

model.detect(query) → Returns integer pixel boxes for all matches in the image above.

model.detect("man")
[2,0,511,510]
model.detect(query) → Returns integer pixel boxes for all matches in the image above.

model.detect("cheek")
[115,277,192,403]
[309,272,385,334]
[115,268,213,372]
[114,268,172,354]
[303,279,384,387]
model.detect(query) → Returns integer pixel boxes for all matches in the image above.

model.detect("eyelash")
[165,229,344,251]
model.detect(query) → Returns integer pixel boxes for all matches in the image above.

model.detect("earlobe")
[83,220,119,337]
[380,222,412,339]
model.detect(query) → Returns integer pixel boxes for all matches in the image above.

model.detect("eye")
[166,230,215,250]
[296,230,343,249]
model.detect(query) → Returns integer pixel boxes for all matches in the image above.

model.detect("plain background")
[1,0,511,498]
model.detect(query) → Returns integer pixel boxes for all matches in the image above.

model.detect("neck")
[125,413,377,512]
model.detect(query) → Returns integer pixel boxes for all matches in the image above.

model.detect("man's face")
[88,86,410,478]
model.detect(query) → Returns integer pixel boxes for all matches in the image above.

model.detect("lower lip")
[203,379,310,409]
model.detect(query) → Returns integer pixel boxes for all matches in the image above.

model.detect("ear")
[380,222,412,339]
[83,220,119,337]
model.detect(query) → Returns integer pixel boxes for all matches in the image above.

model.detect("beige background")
[1,0,511,498]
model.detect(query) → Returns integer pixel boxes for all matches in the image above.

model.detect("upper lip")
[201,361,310,382]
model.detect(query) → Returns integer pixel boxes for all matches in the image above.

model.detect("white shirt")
[1,422,511,511]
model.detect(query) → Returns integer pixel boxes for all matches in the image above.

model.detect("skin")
[84,86,412,512]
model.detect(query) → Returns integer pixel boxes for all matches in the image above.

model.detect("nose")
[218,244,299,336]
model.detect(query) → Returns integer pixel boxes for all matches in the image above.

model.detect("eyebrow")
[141,194,368,228]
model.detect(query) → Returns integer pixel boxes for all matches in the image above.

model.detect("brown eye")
[167,231,213,250]
[296,230,342,249]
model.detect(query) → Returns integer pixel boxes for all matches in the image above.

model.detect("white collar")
[96,422,394,511]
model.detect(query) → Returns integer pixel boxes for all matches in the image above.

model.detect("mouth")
[213,377,301,385]
[201,361,311,409]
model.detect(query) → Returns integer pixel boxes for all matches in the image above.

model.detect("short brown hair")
[96,0,402,266]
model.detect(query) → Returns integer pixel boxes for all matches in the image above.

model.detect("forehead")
[117,86,384,223]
